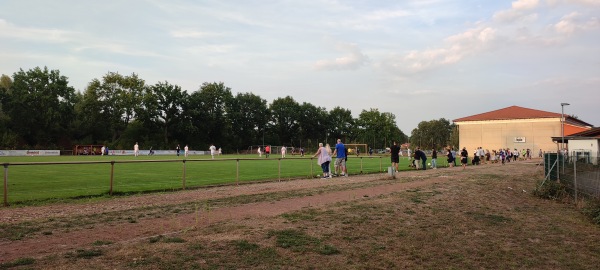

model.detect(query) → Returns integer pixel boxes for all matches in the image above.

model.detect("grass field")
[1,154,450,205]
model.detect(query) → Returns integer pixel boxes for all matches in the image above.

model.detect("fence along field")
[2,154,438,205]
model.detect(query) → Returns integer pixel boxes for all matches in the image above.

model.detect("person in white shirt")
[210,144,217,159]
[257,146,262,157]
[101,146,105,156]
[134,142,139,157]
[281,146,286,158]
[184,144,189,157]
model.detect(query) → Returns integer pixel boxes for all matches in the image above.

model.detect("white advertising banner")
[0,150,61,156]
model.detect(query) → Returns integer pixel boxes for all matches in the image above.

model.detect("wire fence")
[543,151,600,200]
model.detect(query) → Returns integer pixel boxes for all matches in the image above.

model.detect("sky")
[1,0,599,133]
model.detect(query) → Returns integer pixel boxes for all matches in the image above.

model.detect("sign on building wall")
[514,137,526,143]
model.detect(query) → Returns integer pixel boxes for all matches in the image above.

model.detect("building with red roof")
[453,106,593,155]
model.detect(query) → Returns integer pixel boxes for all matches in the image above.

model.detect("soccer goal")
[345,144,368,156]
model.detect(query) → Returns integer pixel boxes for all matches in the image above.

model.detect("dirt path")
[0,162,541,263]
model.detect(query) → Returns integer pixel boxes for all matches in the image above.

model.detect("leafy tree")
[269,96,301,146]
[356,109,404,149]
[0,74,16,148]
[297,102,329,149]
[185,82,233,150]
[409,118,453,150]
[88,72,146,145]
[328,106,355,143]
[143,81,188,147]
[227,92,269,151]
[4,67,76,148]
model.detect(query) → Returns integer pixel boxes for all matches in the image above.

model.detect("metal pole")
[561,103,569,173]
[110,161,115,196]
[310,157,313,177]
[574,157,577,203]
[3,163,8,207]
[360,157,363,174]
[182,160,186,189]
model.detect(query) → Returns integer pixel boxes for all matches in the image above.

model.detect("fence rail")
[2,156,392,206]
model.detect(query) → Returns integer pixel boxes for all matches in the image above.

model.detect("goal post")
[345,144,368,155]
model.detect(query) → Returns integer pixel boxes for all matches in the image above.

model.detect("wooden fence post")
[3,163,8,207]
[182,160,187,190]
[236,159,239,185]
[110,161,115,196]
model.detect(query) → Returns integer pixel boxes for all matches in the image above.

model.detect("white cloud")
[554,12,600,34]
[314,42,369,70]
[170,30,222,39]
[383,26,497,74]
[565,0,600,6]
[0,19,75,43]
[513,0,541,10]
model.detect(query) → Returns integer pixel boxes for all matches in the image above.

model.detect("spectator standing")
[390,141,401,173]
[313,143,332,178]
[431,148,437,169]
[332,139,347,177]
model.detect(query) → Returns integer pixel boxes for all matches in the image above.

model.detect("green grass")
[0,154,448,205]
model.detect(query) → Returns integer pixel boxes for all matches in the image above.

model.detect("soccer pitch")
[1,154,445,205]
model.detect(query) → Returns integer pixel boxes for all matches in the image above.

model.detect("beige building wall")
[456,118,561,154]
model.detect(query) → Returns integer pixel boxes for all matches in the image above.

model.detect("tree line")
[1,66,434,153]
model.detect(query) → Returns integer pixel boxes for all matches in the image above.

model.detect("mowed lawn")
[0,154,449,204]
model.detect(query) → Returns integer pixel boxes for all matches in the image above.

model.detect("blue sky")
[1,0,598,133]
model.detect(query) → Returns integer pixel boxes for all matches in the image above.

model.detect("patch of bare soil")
[2,160,599,269]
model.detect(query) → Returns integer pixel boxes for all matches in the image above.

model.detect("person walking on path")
[460,147,468,170]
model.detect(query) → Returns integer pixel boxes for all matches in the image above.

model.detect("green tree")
[297,102,329,149]
[88,72,146,145]
[409,118,453,150]
[329,106,355,144]
[0,74,17,148]
[143,81,188,147]
[227,92,269,151]
[269,96,301,146]
[5,67,76,148]
[356,109,404,149]
[185,82,233,150]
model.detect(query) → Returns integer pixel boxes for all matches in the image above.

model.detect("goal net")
[345,144,368,155]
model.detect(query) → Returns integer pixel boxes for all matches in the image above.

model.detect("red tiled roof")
[453,106,560,122]
[567,127,600,138]
[453,105,593,127]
